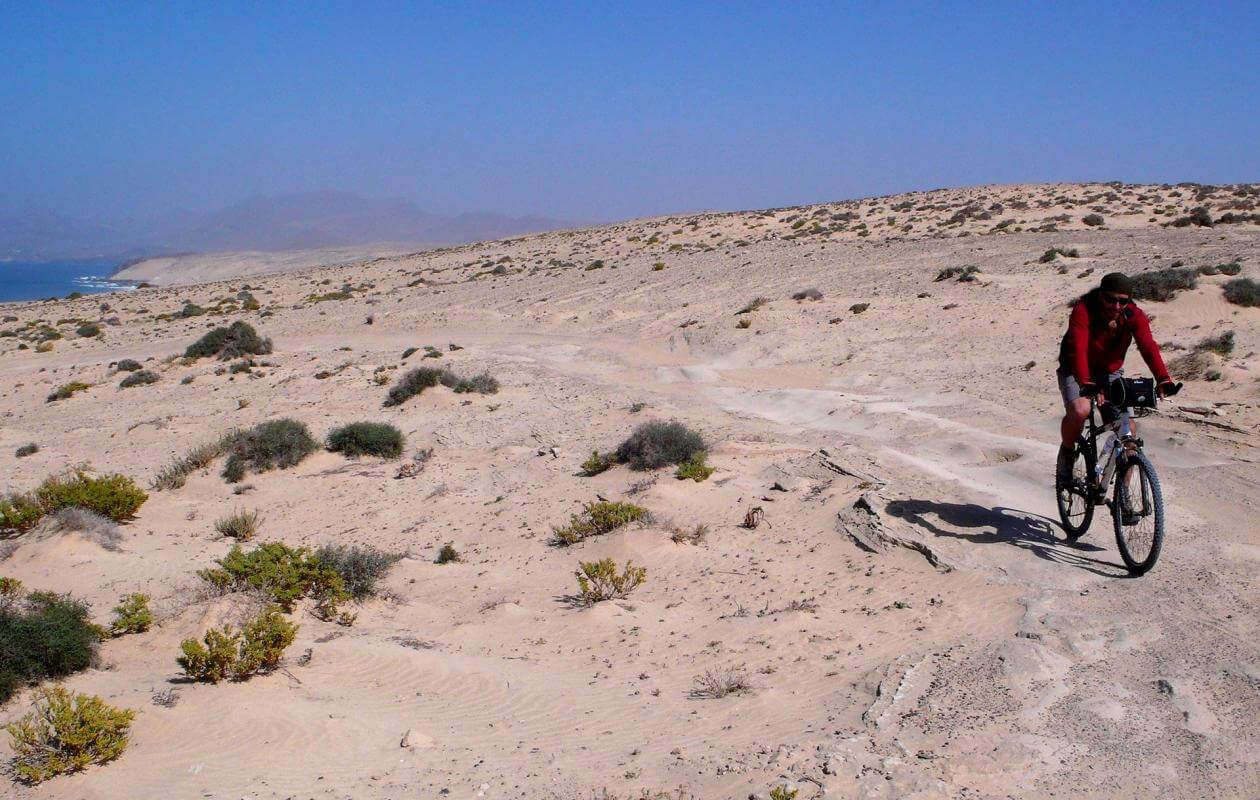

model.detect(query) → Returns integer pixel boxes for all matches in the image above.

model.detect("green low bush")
[75,322,101,338]
[1194,330,1234,357]
[675,453,715,482]
[0,493,44,533]
[1223,277,1260,307]
[109,593,152,636]
[198,542,348,617]
[177,606,297,683]
[383,367,453,406]
[327,422,405,458]
[935,265,980,282]
[615,420,705,470]
[119,369,159,388]
[1038,247,1080,263]
[580,450,617,476]
[0,591,102,703]
[452,372,499,394]
[114,358,142,372]
[184,321,272,360]
[313,544,404,600]
[6,686,135,783]
[15,443,38,458]
[434,543,460,564]
[35,472,147,521]
[222,419,318,483]
[1130,267,1197,302]
[46,381,90,402]
[574,559,646,604]
[552,501,648,546]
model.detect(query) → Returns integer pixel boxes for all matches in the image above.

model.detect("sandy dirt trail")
[1,182,1257,799]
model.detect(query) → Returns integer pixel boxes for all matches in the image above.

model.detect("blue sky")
[2,1,1257,221]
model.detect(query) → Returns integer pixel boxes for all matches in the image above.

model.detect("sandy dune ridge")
[1,182,1258,798]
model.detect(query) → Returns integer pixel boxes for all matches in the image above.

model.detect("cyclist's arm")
[1130,307,1171,382]
[1068,301,1093,383]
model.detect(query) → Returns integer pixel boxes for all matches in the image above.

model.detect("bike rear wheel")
[1056,439,1094,539]
[1112,450,1165,575]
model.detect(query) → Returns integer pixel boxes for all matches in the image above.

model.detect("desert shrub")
[1,494,45,533]
[221,419,318,483]
[552,501,648,546]
[769,787,799,800]
[452,372,500,394]
[736,297,769,314]
[184,321,272,360]
[75,322,101,338]
[6,687,134,783]
[435,544,460,564]
[109,594,152,636]
[1169,207,1214,228]
[42,508,122,551]
[383,366,453,407]
[1222,277,1260,307]
[669,523,709,544]
[15,443,38,458]
[1130,267,1197,302]
[1082,213,1105,227]
[197,542,347,616]
[35,472,147,521]
[1215,261,1242,276]
[791,288,823,301]
[849,302,869,314]
[935,265,980,282]
[118,369,159,388]
[1168,350,1214,380]
[675,453,715,482]
[400,347,418,359]
[0,592,102,703]
[1194,330,1235,357]
[690,667,752,699]
[615,420,705,470]
[151,430,241,491]
[114,358,142,372]
[313,544,404,600]
[574,558,645,604]
[580,451,617,476]
[46,381,90,402]
[736,317,752,329]
[1038,247,1079,263]
[327,422,405,459]
[228,359,252,374]
[215,508,262,540]
[178,302,205,318]
[177,606,297,683]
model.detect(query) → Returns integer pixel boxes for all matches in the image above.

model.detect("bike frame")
[1085,399,1140,497]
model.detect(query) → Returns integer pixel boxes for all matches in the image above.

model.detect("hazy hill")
[0,191,573,261]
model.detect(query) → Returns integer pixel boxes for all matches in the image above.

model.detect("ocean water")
[0,260,135,304]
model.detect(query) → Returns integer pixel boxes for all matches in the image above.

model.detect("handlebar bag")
[1109,376,1157,408]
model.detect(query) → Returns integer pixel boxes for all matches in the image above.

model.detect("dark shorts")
[1057,369,1122,406]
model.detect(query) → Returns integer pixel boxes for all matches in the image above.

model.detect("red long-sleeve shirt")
[1058,295,1169,384]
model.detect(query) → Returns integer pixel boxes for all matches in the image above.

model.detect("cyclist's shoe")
[1056,444,1076,486]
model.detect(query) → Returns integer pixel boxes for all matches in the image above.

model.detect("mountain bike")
[1055,376,1182,575]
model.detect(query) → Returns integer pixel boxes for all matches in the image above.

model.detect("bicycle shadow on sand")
[884,499,1133,578]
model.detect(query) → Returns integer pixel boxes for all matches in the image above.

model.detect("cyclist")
[1056,272,1176,483]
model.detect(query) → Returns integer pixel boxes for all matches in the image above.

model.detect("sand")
[113,243,428,286]
[1,182,1258,799]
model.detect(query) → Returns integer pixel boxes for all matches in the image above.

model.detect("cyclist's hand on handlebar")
[1080,382,1101,403]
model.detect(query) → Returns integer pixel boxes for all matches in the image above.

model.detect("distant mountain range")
[0,192,574,262]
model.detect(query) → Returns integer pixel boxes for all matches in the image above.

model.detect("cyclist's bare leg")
[1061,397,1091,446]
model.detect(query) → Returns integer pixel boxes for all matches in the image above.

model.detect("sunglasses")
[1101,292,1131,306]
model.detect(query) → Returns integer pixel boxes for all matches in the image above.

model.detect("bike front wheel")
[1056,438,1094,539]
[1112,450,1165,575]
